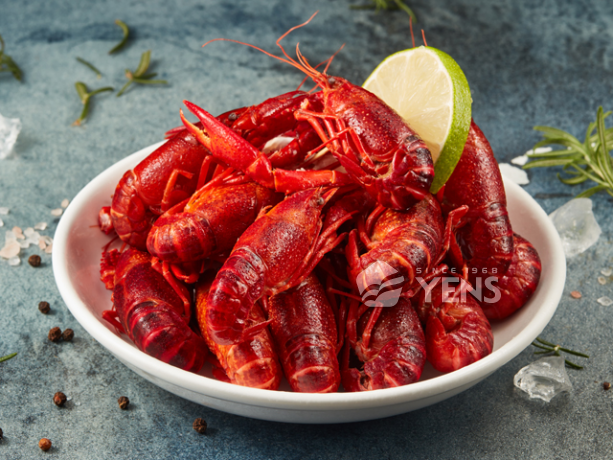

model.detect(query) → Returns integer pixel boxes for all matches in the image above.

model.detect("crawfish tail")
[147,182,282,264]
[195,275,282,390]
[205,188,340,346]
[343,298,426,391]
[441,120,514,279]
[268,274,340,393]
[422,279,493,373]
[111,248,207,372]
[479,233,541,320]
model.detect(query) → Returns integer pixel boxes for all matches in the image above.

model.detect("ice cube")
[499,163,530,185]
[549,198,602,257]
[0,113,21,160]
[513,356,572,402]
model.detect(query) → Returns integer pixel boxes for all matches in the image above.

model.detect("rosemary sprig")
[350,0,417,23]
[524,107,613,198]
[76,57,102,78]
[73,82,114,126]
[0,34,23,81]
[109,19,130,54]
[0,352,17,363]
[116,50,168,97]
[531,337,589,369]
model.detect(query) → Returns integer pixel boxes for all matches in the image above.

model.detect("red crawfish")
[415,276,493,373]
[346,193,445,294]
[439,120,514,283]
[182,13,434,208]
[478,233,541,320]
[195,274,282,390]
[342,297,426,391]
[102,248,208,372]
[147,181,282,265]
[266,274,341,393]
[205,187,350,346]
[110,129,210,249]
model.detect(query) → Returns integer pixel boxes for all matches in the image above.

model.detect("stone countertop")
[1,0,612,458]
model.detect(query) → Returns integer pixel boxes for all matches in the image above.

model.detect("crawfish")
[342,297,426,391]
[195,274,282,390]
[478,233,541,320]
[205,187,350,346]
[109,129,210,249]
[346,193,445,294]
[439,120,514,283]
[181,14,434,207]
[415,276,493,373]
[267,274,340,393]
[102,248,208,372]
[147,181,282,265]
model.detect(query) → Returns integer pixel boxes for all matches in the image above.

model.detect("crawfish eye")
[228,112,238,121]
[317,197,325,206]
[328,77,336,86]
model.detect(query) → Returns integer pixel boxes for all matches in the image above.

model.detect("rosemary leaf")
[350,0,417,23]
[134,50,151,77]
[525,106,613,197]
[0,352,17,363]
[75,82,89,103]
[73,84,113,125]
[109,19,130,54]
[116,80,132,97]
[131,77,168,85]
[0,34,23,82]
[76,57,102,78]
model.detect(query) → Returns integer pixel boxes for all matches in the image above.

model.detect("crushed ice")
[0,113,21,160]
[499,163,530,185]
[549,198,601,257]
[514,356,572,402]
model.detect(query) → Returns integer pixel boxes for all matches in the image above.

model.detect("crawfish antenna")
[202,11,323,84]
[421,29,428,47]
[410,17,416,48]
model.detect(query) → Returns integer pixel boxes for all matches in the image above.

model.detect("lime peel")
[363,46,472,193]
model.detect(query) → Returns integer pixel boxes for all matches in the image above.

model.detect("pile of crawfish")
[96,29,541,393]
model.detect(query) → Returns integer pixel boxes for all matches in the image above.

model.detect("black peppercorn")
[118,396,130,410]
[62,329,74,342]
[53,392,67,407]
[604,382,611,391]
[48,327,62,343]
[38,301,50,314]
[193,418,207,434]
[28,254,41,267]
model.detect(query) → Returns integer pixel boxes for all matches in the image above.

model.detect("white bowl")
[53,142,566,424]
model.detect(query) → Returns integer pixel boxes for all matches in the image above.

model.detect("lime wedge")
[363,46,472,192]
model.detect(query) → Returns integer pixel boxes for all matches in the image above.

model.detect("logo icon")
[356,261,405,307]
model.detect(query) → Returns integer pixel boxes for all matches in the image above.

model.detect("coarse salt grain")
[42,236,53,245]
[51,208,63,217]
[0,241,20,259]
[0,218,3,227]
[39,239,46,250]
[597,296,613,307]
[61,199,70,208]
[12,226,24,239]
[44,243,53,254]
[570,291,582,299]
[8,256,20,266]
[601,268,612,277]
[0,207,8,215]
[34,222,47,231]
[598,276,607,285]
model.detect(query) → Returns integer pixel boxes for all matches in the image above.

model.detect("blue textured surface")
[1,0,613,458]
